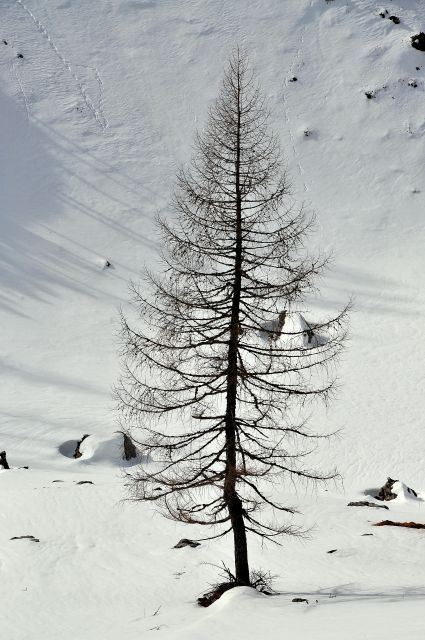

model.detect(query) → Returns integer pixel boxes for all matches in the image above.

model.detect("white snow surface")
[1,0,425,638]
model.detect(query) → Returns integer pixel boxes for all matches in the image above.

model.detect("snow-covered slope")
[1,1,425,638]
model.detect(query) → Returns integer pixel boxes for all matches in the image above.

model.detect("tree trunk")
[223,69,250,586]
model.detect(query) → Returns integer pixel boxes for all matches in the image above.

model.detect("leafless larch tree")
[116,50,348,586]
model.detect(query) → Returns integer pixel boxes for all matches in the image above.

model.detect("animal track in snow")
[15,0,108,130]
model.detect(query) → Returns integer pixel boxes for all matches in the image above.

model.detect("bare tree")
[116,50,348,586]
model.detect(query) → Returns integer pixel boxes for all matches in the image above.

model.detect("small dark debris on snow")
[173,538,201,549]
[76,480,94,485]
[411,33,425,52]
[289,76,298,82]
[19,466,29,469]
[52,480,64,483]
[408,80,418,88]
[292,597,309,603]
[11,535,40,542]
[327,549,338,554]
[198,582,235,607]
[17,53,24,59]
[73,433,90,459]
[303,128,312,137]
[348,501,389,510]
[416,66,421,71]
[389,16,400,24]
[361,533,374,536]
[0,451,10,470]
[374,520,425,529]
[365,91,376,99]
[2,40,7,45]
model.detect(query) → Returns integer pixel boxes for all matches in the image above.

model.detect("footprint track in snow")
[15,0,108,131]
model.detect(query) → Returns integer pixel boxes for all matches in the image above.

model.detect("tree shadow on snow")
[0,90,109,314]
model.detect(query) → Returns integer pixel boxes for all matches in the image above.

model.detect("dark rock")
[379,12,385,18]
[361,533,374,536]
[365,91,376,99]
[292,597,309,603]
[289,76,298,82]
[116,431,138,461]
[408,80,418,88]
[411,33,425,52]
[327,549,338,554]
[52,480,64,483]
[10,535,40,542]
[73,434,90,459]
[389,16,400,24]
[198,582,235,607]
[375,477,397,501]
[2,40,7,45]
[348,501,389,510]
[0,451,10,470]
[76,480,94,485]
[374,520,425,529]
[416,66,421,71]
[173,538,201,549]
[19,466,29,469]
[17,53,23,59]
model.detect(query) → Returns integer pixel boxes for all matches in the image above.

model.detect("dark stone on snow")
[10,535,40,542]
[411,33,425,52]
[17,53,23,59]
[2,40,7,45]
[327,549,338,554]
[365,91,375,99]
[416,66,421,71]
[198,582,235,607]
[348,501,389,510]
[19,466,29,469]
[173,538,201,549]
[292,597,309,603]
[116,431,138,460]
[361,533,374,536]
[0,451,10,470]
[374,520,425,529]
[289,76,298,82]
[52,480,64,483]
[409,80,418,88]
[76,480,94,485]
[375,477,397,501]
[73,434,90,459]
[389,16,400,24]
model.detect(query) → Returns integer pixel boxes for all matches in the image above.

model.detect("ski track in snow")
[15,0,108,130]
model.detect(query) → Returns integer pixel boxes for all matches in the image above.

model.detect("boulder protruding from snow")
[374,478,419,502]
[411,33,425,52]
[0,451,10,470]
[173,538,201,549]
[74,434,91,459]
[375,477,398,501]
[116,431,138,461]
